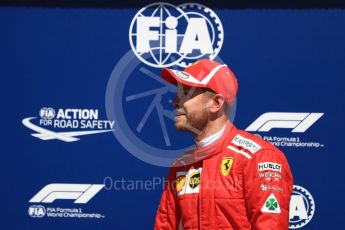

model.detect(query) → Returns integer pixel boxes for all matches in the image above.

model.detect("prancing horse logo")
[221,157,234,176]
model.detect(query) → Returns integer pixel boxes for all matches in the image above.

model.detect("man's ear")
[209,94,225,113]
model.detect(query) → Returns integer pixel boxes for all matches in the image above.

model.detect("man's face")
[172,84,213,134]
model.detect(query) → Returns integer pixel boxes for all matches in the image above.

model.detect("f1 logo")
[29,183,104,204]
[245,112,324,133]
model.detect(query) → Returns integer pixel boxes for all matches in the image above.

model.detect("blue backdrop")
[1,4,344,229]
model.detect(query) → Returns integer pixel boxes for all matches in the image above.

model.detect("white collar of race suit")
[196,125,226,147]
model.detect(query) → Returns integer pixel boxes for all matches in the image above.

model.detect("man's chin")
[174,122,190,132]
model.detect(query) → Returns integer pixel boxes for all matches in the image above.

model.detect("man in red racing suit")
[154,59,293,229]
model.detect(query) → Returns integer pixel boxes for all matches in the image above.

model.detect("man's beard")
[175,108,208,135]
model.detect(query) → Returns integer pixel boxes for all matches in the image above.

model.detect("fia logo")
[129,2,223,68]
[39,107,55,119]
[289,185,315,229]
[28,205,46,218]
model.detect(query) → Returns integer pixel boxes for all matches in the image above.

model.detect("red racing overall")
[154,121,293,230]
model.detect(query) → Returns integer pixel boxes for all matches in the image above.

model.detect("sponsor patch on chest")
[176,168,202,196]
[221,157,234,176]
[258,162,282,173]
[231,134,262,154]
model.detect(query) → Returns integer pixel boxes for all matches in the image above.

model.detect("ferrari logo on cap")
[221,157,233,176]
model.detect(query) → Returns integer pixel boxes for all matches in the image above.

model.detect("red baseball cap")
[161,59,238,106]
